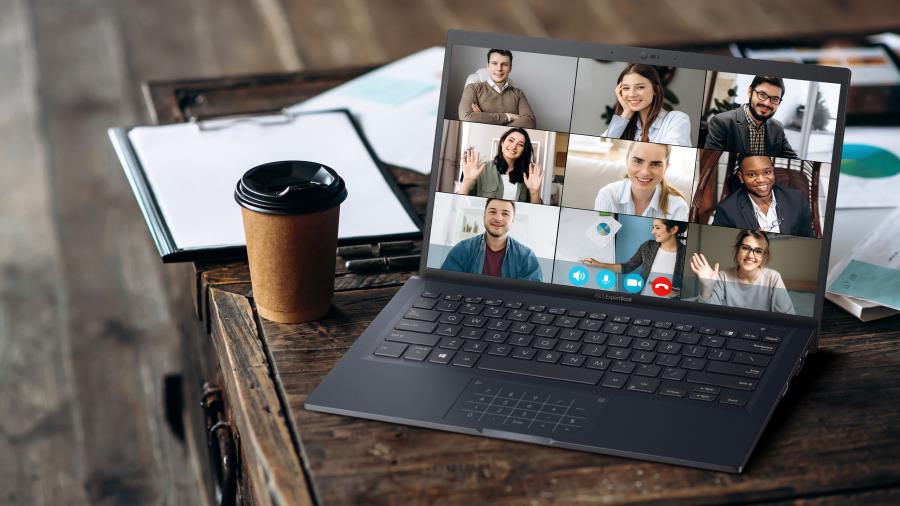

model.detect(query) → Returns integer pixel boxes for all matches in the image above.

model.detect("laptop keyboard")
[374,291,783,407]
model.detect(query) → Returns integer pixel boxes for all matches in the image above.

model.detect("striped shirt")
[743,104,766,155]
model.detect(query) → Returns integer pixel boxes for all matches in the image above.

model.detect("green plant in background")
[600,65,682,126]
[786,90,832,131]
[703,85,740,120]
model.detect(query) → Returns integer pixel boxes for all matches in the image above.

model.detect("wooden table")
[148,57,900,506]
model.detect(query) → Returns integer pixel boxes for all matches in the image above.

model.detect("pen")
[345,254,421,273]
[337,240,416,259]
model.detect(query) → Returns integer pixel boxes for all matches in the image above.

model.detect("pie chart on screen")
[841,144,900,178]
[597,223,612,235]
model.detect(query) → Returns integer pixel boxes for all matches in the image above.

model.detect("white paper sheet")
[128,111,419,251]
[836,127,900,209]
[288,47,444,174]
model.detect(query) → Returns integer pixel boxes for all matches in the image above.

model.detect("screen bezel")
[419,29,851,332]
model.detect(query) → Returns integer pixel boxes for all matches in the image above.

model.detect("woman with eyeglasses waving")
[690,230,795,314]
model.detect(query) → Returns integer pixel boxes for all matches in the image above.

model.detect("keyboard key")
[656,355,681,367]
[412,297,438,310]
[719,329,738,337]
[588,312,607,320]
[464,296,483,304]
[508,335,533,347]
[436,325,461,337]
[504,301,523,309]
[435,301,460,312]
[627,326,651,338]
[460,328,485,340]
[483,331,508,343]
[477,356,603,385]
[535,326,559,338]
[443,294,463,301]
[733,352,771,367]
[438,337,462,350]
[654,321,673,329]
[586,357,610,370]
[459,303,483,315]
[636,364,661,377]
[741,332,759,340]
[632,351,656,364]
[438,313,463,325]
[510,322,535,335]
[507,310,531,321]
[395,319,437,334]
[561,354,586,367]
[611,361,635,374]
[612,315,631,323]
[601,373,628,389]
[463,341,488,353]
[487,344,512,357]
[403,345,432,361]
[374,341,407,358]
[633,318,652,327]
[533,337,557,350]
[462,316,486,327]
[700,335,725,348]
[579,320,603,332]
[633,339,656,351]
[683,345,707,358]
[607,348,631,361]
[556,342,581,354]
[568,309,587,317]
[658,342,682,354]
[674,323,693,332]
[603,323,627,335]
[537,351,562,363]
[582,344,607,357]
[651,329,677,341]
[682,358,706,370]
[720,394,749,406]
[555,316,579,328]
[548,307,566,315]
[626,377,659,393]
[707,361,765,378]
[421,290,440,298]
[583,332,608,345]
[727,340,776,355]
[763,335,783,344]
[528,304,546,312]
[452,352,480,368]
[661,368,686,381]
[687,371,757,391]
[484,298,503,306]
[487,319,511,331]
[483,307,506,318]
[428,349,455,364]
[531,313,555,325]
[676,333,701,345]
[708,349,733,362]
[511,347,537,360]
[699,326,716,335]
[689,391,717,402]
[693,385,720,395]
[386,330,440,347]
[559,329,583,341]
[608,336,632,348]
[659,385,687,397]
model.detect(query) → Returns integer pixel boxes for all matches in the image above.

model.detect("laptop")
[306,30,850,473]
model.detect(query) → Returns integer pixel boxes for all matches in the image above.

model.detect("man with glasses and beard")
[712,155,814,237]
[704,75,798,159]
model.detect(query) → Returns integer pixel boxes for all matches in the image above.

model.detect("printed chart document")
[288,47,444,174]
[114,110,419,260]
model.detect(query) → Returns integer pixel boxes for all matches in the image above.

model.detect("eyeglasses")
[753,89,782,105]
[739,244,768,257]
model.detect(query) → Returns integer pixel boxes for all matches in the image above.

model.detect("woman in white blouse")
[602,63,692,147]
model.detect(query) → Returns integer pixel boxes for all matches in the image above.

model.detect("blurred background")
[1,1,898,504]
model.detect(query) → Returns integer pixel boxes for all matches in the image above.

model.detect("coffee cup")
[234,161,347,323]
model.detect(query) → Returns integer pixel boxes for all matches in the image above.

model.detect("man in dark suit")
[712,155,814,237]
[704,75,798,159]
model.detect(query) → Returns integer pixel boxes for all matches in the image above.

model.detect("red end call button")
[651,277,672,296]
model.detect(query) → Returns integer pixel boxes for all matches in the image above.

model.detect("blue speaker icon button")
[568,266,589,286]
[623,273,644,294]
[596,269,616,290]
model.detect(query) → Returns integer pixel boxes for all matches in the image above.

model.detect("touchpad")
[443,377,609,440]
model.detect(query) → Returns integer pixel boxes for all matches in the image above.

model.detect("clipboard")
[109,108,422,263]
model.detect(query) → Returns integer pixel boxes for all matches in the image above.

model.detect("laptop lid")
[419,30,850,338]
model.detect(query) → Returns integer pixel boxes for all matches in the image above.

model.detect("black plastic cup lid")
[234,161,348,215]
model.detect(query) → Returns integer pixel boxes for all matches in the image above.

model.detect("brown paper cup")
[241,206,340,323]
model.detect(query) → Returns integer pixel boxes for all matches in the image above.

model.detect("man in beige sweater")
[458,49,537,128]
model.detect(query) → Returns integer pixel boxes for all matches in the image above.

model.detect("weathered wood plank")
[208,288,312,506]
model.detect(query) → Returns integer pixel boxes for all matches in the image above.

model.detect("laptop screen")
[424,32,849,322]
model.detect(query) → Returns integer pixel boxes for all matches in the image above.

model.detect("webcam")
[640,51,648,59]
